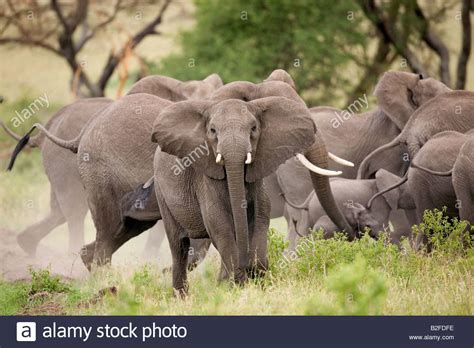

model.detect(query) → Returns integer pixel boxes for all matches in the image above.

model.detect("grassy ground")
[0,2,473,316]
[0,228,472,315]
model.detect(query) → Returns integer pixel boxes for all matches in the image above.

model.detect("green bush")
[304,256,387,315]
[29,268,70,295]
[412,208,474,255]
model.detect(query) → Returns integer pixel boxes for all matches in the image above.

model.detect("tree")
[0,0,172,97]
[157,0,369,106]
[158,0,472,107]
[359,0,472,89]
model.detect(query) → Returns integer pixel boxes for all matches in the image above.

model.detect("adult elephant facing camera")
[152,97,353,295]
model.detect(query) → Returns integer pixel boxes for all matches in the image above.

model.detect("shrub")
[304,256,387,315]
[29,268,70,295]
[412,208,474,255]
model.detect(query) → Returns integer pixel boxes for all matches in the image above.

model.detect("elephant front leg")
[203,206,244,285]
[248,190,270,278]
[157,200,190,298]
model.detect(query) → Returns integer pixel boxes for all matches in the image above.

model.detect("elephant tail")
[357,137,400,179]
[7,123,80,171]
[275,171,314,210]
[1,120,45,149]
[410,161,453,176]
[367,172,409,209]
[282,191,315,210]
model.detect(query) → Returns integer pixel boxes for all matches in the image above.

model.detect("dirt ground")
[0,228,88,282]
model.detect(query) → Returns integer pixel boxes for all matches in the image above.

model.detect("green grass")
[1,226,471,316]
[0,96,472,316]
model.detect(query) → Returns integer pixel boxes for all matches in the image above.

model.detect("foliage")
[157,0,368,106]
[29,268,71,295]
[412,207,474,255]
[305,256,387,315]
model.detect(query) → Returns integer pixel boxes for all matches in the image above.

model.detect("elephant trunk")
[221,141,249,283]
[304,135,355,240]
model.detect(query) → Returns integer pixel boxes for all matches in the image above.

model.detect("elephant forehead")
[208,99,254,119]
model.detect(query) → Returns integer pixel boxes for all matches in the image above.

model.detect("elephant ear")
[374,71,421,130]
[264,69,297,90]
[375,169,402,210]
[257,81,305,104]
[204,73,224,89]
[151,100,225,179]
[245,97,316,182]
[127,75,185,101]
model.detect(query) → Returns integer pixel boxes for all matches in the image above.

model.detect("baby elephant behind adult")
[283,169,412,250]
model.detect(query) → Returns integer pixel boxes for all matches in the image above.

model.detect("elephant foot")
[80,243,95,271]
[17,232,38,257]
[173,286,188,300]
[247,266,267,279]
[234,269,248,286]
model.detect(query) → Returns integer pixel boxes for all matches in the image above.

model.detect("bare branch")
[358,0,428,77]
[0,37,61,55]
[413,1,451,86]
[97,0,172,91]
[456,0,472,89]
[75,0,122,52]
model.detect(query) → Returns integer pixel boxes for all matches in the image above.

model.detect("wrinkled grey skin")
[128,73,223,257]
[152,96,351,295]
[264,69,297,90]
[357,90,474,180]
[128,73,223,101]
[452,135,474,227]
[268,71,450,217]
[9,74,222,265]
[361,131,470,250]
[268,71,449,247]
[283,169,412,249]
[5,98,113,256]
[407,131,471,249]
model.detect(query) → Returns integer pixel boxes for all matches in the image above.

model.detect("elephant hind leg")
[158,202,190,297]
[54,188,89,254]
[17,190,66,256]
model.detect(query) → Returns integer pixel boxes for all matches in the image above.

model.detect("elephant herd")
[2,68,473,296]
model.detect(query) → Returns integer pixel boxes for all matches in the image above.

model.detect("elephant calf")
[282,169,414,249]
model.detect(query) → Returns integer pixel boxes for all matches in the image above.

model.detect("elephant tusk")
[245,152,252,164]
[215,153,223,164]
[328,152,354,167]
[296,153,342,176]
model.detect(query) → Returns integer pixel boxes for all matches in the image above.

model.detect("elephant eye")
[407,88,418,108]
[210,127,216,134]
[251,125,257,132]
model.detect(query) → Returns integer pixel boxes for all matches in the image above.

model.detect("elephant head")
[210,79,304,105]
[347,169,413,238]
[152,96,353,270]
[374,71,451,130]
[127,73,223,101]
[358,72,452,179]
